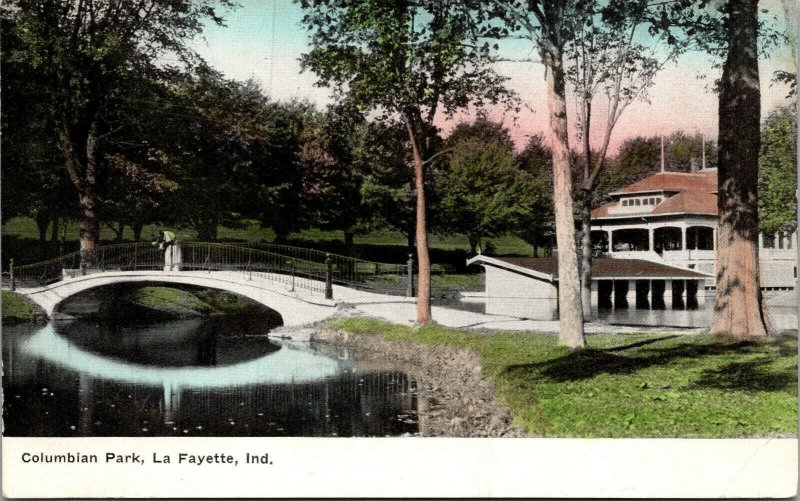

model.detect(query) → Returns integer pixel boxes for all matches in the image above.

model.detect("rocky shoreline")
[313,324,526,437]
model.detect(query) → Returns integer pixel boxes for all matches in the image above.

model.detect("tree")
[299,0,510,325]
[490,1,585,347]
[1,10,75,251]
[758,105,797,234]
[356,120,419,249]
[302,102,370,254]
[711,0,769,339]
[565,1,689,316]
[438,117,519,253]
[3,0,233,263]
[515,134,556,257]
[161,71,281,241]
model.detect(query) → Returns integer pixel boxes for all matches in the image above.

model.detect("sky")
[191,0,797,154]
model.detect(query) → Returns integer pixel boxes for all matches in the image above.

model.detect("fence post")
[325,253,333,300]
[9,259,15,291]
[247,249,252,281]
[406,253,414,297]
[288,259,295,292]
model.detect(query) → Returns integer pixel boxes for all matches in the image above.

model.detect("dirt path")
[313,325,526,437]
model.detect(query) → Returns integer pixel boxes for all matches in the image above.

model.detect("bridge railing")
[8,241,414,297]
[181,242,327,294]
[233,242,411,295]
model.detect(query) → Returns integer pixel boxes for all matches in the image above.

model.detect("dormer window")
[622,200,628,206]
[643,199,649,205]
[635,199,641,206]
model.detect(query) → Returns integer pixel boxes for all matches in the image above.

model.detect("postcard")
[1,0,797,498]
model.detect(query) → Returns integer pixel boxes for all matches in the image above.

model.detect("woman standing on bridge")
[152,230,182,271]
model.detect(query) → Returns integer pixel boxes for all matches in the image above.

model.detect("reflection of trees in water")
[6,367,418,437]
[54,319,280,368]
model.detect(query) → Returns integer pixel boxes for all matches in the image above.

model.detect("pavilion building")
[589,168,796,290]
[468,167,797,320]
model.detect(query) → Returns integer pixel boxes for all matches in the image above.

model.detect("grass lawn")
[127,286,216,314]
[2,217,535,256]
[330,317,798,438]
[127,286,265,316]
[2,290,44,323]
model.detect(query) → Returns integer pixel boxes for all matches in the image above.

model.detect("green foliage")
[1,0,236,247]
[1,290,44,323]
[299,0,510,124]
[354,121,418,241]
[514,134,555,252]
[598,132,718,203]
[759,106,797,233]
[437,117,521,252]
[331,318,798,438]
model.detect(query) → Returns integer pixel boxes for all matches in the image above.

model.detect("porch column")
[607,230,613,254]
[648,229,654,252]
[696,280,707,306]
[612,280,620,310]
[590,281,599,311]
[664,280,674,309]
[681,227,687,250]
[646,280,653,307]
[712,228,717,250]
[627,280,637,310]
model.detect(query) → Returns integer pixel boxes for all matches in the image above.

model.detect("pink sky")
[195,0,797,155]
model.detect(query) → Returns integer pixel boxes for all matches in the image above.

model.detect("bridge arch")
[16,270,336,327]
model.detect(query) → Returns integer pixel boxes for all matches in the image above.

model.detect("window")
[622,200,628,207]
[656,197,662,204]
[643,199,649,205]
[635,199,641,206]
[686,226,714,250]
[779,232,786,249]
[762,233,776,249]
[650,198,656,205]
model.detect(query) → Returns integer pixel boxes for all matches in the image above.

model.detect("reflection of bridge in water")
[5,324,417,437]
[4,242,414,326]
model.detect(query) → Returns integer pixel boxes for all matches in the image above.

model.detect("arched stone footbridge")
[6,242,415,326]
[15,270,341,326]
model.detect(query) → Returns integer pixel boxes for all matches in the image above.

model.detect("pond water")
[2,319,419,437]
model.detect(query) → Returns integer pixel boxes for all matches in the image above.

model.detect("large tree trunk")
[543,37,586,348]
[711,0,768,339]
[406,119,432,325]
[344,230,355,256]
[132,223,144,242]
[50,215,60,242]
[468,234,481,254]
[61,120,100,267]
[35,210,49,243]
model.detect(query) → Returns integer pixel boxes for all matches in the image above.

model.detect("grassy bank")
[2,216,534,256]
[329,318,798,438]
[2,290,45,323]
[127,286,270,317]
